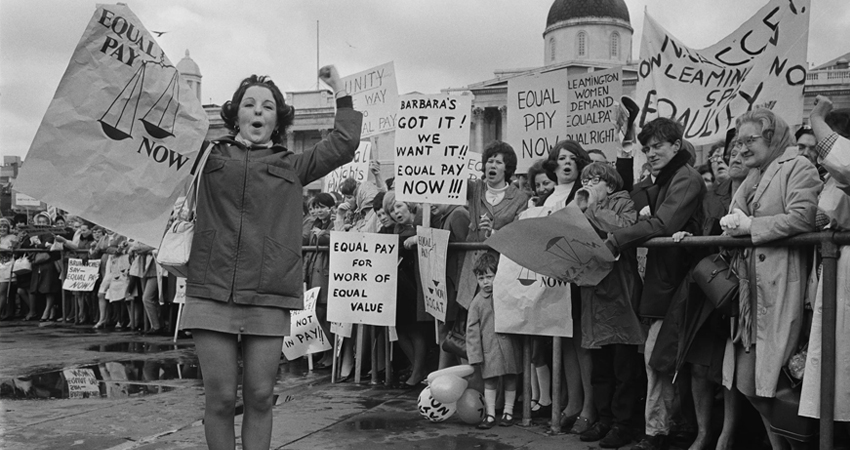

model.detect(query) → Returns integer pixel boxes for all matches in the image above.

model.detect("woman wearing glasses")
[720,108,822,449]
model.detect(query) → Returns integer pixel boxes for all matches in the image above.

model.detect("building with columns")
[179,0,850,186]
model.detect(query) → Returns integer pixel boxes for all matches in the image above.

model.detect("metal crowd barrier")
[306,230,850,449]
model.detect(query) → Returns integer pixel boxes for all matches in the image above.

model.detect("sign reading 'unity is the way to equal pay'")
[342,62,399,138]
[323,141,371,193]
[563,68,623,161]
[327,231,399,327]
[395,94,473,205]
[636,0,810,145]
[507,69,569,173]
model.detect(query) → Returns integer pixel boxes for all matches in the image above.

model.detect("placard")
[636,0,809,145]
[395,93,472,205]
[507,68,569,173]
[464,151,482,181]
[342,62,399,137]
[327,231,398,326]
[416,226,450,322]
[173,277,186,304]
[563,68,623,160]
[282,287,332,360]
[13,4,209,247]
[63,368,100,399]
[62,258,101,291]
[323,141,371,193]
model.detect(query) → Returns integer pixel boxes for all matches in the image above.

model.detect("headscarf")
[735,108,794,172]
[33,212,52,226]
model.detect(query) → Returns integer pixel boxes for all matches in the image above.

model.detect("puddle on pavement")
[86,342,194,353]
[0,359,201,400]
[403,435,515,450]
[344,415,423,432]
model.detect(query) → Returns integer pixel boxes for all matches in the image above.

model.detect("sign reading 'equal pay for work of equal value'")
[327,231,399,327]
[395,93,473,205]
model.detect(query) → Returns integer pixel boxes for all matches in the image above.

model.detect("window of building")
[550,38,556,62]
[577,32,587,57]
[611,32,620,58]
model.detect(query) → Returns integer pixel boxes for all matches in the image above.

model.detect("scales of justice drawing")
[98,58,181,141]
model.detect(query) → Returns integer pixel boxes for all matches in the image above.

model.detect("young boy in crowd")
[466,251,523,429]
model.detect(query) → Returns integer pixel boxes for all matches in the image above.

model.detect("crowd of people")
[2,87,848,450]
[0,212,180,335]
[298,95,849,450]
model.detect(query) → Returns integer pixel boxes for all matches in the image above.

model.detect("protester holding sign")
[0,219,19,321]
[180,66,361,450]
[28,213,64,322]
[303,193,336,369]
[431,202,470,369]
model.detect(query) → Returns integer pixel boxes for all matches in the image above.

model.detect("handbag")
[768,368,818,442]
[13,256,31,275]
[157,142,211,278]
[441,309,468,360]
[692,252,739,317]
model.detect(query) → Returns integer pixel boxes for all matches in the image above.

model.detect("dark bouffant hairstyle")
[372,191,386,212]
[482,141,518,182]
[527,159,555,186]
[542,140,591,181]
[220,75,295,144]
[311,192,336,209]
[638,117,683,147]
[473,251,500,276]
[339,178,358,196]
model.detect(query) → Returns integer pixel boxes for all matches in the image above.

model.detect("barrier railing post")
[551,336,563,434]
[521,335,532,426]
[370,325,379,385]
[820,238,838,450]
[384,328,393,387]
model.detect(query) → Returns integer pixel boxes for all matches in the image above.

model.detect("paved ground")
[0,319,616,450]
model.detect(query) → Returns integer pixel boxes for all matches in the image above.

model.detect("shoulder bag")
[692,252,739,317]
[157,142,212,278]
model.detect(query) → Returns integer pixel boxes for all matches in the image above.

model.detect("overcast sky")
[2,0,848,158]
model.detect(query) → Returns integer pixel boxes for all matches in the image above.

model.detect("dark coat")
[302,216,334,305]
[609,150,705,319]
[186,104,362,309]
[435,205,470,321]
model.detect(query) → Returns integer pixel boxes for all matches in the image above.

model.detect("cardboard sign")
[282,287,332,360]
[507,68,569,173]
[395,94,472,205]
[563,68,623,160]
[63,368,100,399]
[330,321,353,339]
[464,151,482,181]
[636,0,810,145]
[342,62,399,138]
[62,258,101,291]
[416,226,450,322]
[323,141,371,193]
[492,207,572,337]
[14,4,209,247]
[173,277,186,304]
[327,231,398,326]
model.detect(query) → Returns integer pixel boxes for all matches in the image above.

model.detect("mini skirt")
[180,295,291,337]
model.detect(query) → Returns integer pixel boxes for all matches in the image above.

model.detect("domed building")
[451,0,639,156]
[176,49,202,103]
[543,0,633,65]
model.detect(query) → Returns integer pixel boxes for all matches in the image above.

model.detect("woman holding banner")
[180,66,361,450]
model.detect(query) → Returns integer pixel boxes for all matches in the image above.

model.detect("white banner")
[636,0,810,145]
[327,231,398,326]
[62,258,101,291]
[342,62,399,138]
[395,93,472,205]
[416,226,450,322]
[13,4,209,247]
[563,67,623,160]
[282,287,332,360]
[323,141,371,193]
[507,68,569,173]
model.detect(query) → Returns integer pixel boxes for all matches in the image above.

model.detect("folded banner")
[416,226,450,322]
[486,204,615,287]
[492,207,572,337]
[636,0,809,145]
[282,287,332,360]
[15,4,209,247]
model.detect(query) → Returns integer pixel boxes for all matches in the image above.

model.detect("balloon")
[417,387,456,422]
[455,388,486,424]
[430,374,468,404]
[426,365,474,384]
